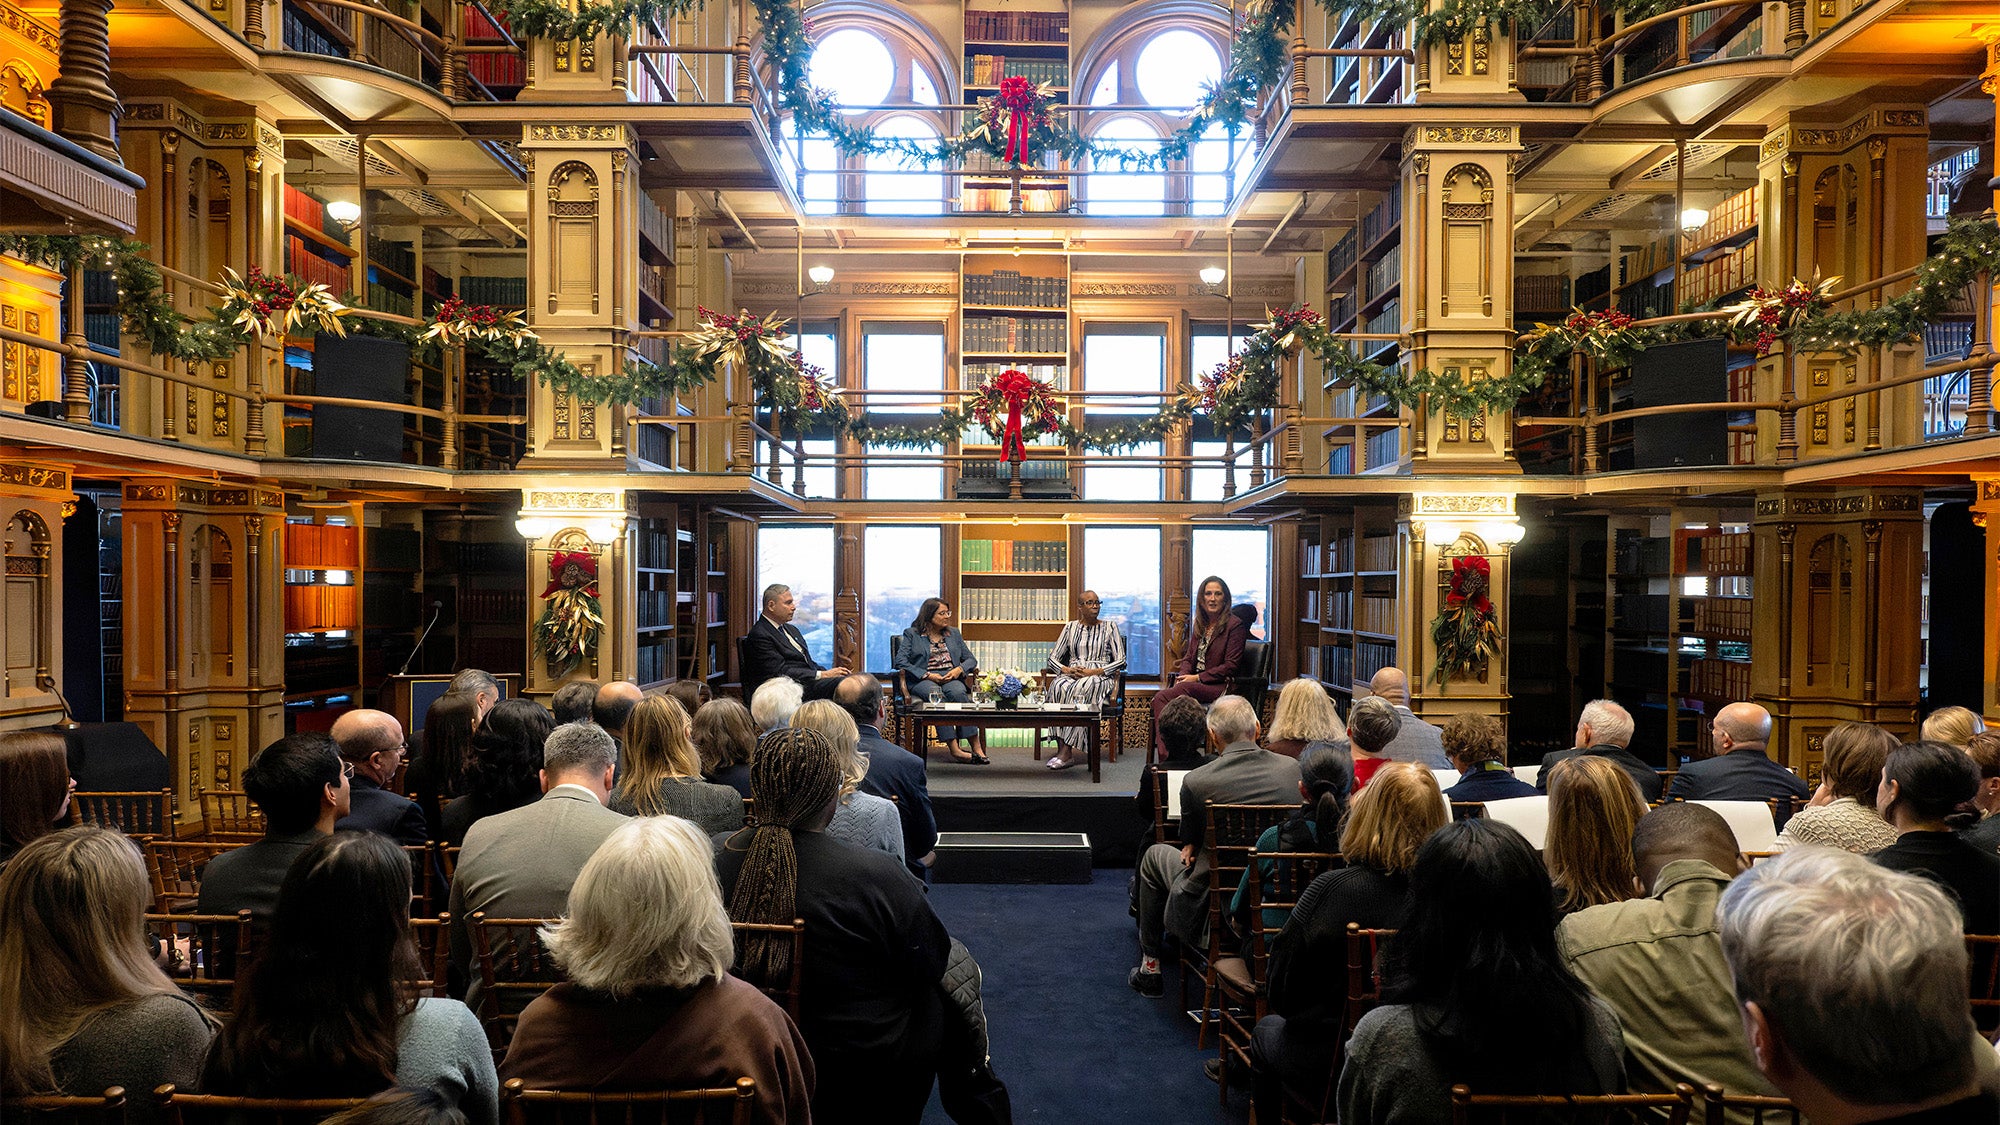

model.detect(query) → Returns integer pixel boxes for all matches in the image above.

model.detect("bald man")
[1366,667,1450,769]
[1666,702,1809,803]
[331,708,428,844]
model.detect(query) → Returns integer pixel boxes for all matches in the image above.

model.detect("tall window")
[865,117,946,215]
[794,326,838,498]
[1087,118,1165,216]
[756,526,835,667]
[1081,324,1166,500]
[1188,323,1249,501]
[1075,22,1235,213]
[778,119,840,215]
[1084,526,1162,675]
[1192,526,1271,639]
[863,324,946,499]
[864,526,941,670]
[781,24,948,214]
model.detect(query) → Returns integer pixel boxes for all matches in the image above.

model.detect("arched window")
[771,12,951,214]
[865,117,946,215]
[1134,29,1220,107]
[1073,14,1238,214]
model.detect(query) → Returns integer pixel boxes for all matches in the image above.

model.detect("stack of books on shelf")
[963,588,1067,622]
[964,315,1068,353]
[1361,193,1402,247]
[463,4,524,86]
[963,362,1066,387]
[964,9,1067,40]
[1515,274,1569,313]
[458,276,527,307]
[964,57,1068,87]
[1691,597,1751,640]
[285,523,359,569]
[964,271,1067,307]
[968,640,1057,674]
[962,538,1067,572]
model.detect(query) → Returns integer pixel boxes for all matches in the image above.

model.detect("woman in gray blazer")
[898,598,984,763]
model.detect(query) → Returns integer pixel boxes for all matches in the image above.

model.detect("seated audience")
[548,680,599,727]
[1230,743,1352,934]
[1718,847,1998,1123]
[898,597,983,763]
[837,674,937,880]
[1559,803,1774,1110]
[1367,668,1450,768]
[0,827,216,1124]
[609,696,744,835]
[1042,589,1126,771]
[1129,696,1299,997]
[199,732,348,918]
[1546,755,1649,915]
[1772,720,1900,853]
[590,681,643,754]
[789,699,904,863]
[204,832,496,1122]
[1921,705,1987,749]
[1132,695,1215,828]
[1962,731,2000,855]
[715,727,951,1125]
[1440,713,1536,803]
[693,697,758,799]
[1667,703,1809,803]
[1250,762,1445,1124]
[0,731,74,868]
[333,710,427,845]
[1263,678,1350,762]
[1536,699,1662,802]
[500,817,813,1123]
[321,1086,467,1125]
[1869,739,2000,933]
[663,678,712,719]
[749,677,806,734]
[408,691,479,837]
[1150,577,1250,757]
[1337,820,1627,1125]
[443,699,555,847]
[1346,696,1402,789]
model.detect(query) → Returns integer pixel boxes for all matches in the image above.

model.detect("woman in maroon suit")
[1150,576,1251,758]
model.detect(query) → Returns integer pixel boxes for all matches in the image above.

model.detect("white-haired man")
[1537,699,1663,802]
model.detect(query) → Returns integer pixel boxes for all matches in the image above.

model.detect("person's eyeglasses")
[1081,599,1102,605]
[340,760,356,779]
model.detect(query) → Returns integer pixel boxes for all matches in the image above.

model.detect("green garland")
[0,234,247,361]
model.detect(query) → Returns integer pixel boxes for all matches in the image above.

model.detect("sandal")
[949,747,980,764]
[1047,754,1079,771]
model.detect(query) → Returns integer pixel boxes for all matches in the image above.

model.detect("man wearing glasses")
[332,709,429,845]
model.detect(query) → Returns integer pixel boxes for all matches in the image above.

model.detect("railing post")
[1776,340,1799,463]
[245,339,269,457]
[1222,434,1237,498]
[1250,415,1266,488]
[791,435,806,494]
[443,0,463,99]
[62,258,92,425]
[1580,0,1604,99]
[1965,267,1995,436]
[1290,0,1309,106]
[729,399,751,471]
[244,0,266,47]
[1784,0,1807,50]
[732,0,751,103]
[442,346,461,469]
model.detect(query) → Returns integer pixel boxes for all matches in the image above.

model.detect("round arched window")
[809,29,895,109]
[1134,29,1221,108]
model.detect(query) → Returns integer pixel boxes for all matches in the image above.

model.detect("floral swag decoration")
[219,266,352,340]
[1430,554,1501,690]
[534,550,604,677]
[969,368,1063,462]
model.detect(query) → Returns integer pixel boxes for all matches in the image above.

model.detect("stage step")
[932,831,1093,884]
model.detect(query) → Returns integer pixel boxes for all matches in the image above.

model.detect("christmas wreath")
[1430,554,1501,691]
[534,550,603,677]
[968,368,1062,461]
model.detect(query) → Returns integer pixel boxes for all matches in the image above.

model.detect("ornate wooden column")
[42,0,122,163]
[516,488,634,694]
[835,522,862,675]
[0,464,73,731]
[1401,492,1519,726]
[1975,477,2000,726]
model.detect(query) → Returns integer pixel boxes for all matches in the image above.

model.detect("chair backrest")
[1243,850,1342,976]
[195,789,264,837]
[1230,640,1274,713]
[1687,800,1779,854]
[1969,934,2000,1036]
[439,844,462,880]
[1343,924,1395,1036]
[3,1087,130,1125]
[1203,804,1299,953]
[1449,1083,1695,1125]
[1510,765,1541,787]
[728,918,805,1020]
[154,1086,367,1125]
[1699,1084,1801,1125]
[144,839,246,913]
[1430,768,1461,792]
[1480,796,1551,851]
[410,913,454,998]
[501,1077,757,1125]
[471,913,566,1055]
[1450,801,1487,821]
[404,843,444,916]
[69,790,176,840]
[145,911,257,1012]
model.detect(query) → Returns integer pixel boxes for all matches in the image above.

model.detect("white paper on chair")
[1511,765,1541,787]
[1165,770,1191,820]
[1689,800,1780,853]
[1480,796,1551,851]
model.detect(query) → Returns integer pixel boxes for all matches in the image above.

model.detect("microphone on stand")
[399,600,446,677]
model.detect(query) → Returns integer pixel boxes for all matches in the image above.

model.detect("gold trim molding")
[0,463,70,496]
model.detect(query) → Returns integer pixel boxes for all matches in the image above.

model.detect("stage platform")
[923,730,1151,869]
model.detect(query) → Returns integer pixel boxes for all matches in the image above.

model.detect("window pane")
[912,67,939,105]
[864,326,946,499]
[1190,135,1249,215]
[1089,60,1119,105]
[790,330,838,497]
[866,117,945,215]
[1085,527,1161,676]
[1136,29,1221,107]
[810,29,894,108]
[779,120,840,215]
[1087,119,1165,217]
[1083,327,1164,500]
[865,526,941,669]
[1192,527,1271,640]
[756,526,835,667]
[1189,328,1250,501]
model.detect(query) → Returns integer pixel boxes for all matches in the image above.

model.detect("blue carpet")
[921,873,1252,1125]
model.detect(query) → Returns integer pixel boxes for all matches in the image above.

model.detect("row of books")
[281,183,346,240]
[1679,240,1758,308]
[963,363,1066,387]
[963,271,1066,309]
[961,588,1069,622]
[284,522,360,569]
[638,192,674,253]
[640,262,672,309]
[1365,253,1401,301]
[283,584,357,633]
[469,52,525,87]
[365,280,414,318]
[368,237,415,281]
[1515,274,1570,313]
[286,237,352,296]
[1687,655,1752,700]
[964,56,1069,88]
[458,276,527,307]
[1682,530,1752,575]
[964,9,1066,41]
[967,640,1058,674]
[961,538,1067,572]
[1690,597,1751,640]
[1361,192,1402,248]
[964,315,1068,354]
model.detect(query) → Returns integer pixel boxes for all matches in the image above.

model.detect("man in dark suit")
[1537,699,1664,802]
[1669,703,1810,803]
[331,708,428,845]
[197,732,349,918]
[1130,695,1300,996]
[744,583,849,701]
[836,673,936,880]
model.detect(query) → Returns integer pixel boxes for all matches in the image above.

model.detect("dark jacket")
[1666,746,1809,803]
[1174,611,1250,684]
[336,773,430,845]
[1538,744,1665,802]
[856,724,938,879]
[1870,830,2000,934]
[1445,764,1540,803]
[895,627,977,686]
[196,829,323,918]
[743,615,825,695]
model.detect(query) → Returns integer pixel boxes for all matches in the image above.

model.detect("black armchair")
[1230,638,1274,720]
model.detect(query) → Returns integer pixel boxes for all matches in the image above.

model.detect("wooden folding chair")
[410,912,454,998]
[1969,934,2000,1036]
[145,911,257,1013]
[728,918,805,1020]
[471,913,565,1058]
[144,839,246,913]
[1185,802,1295,1048]
[3,1087,130,1125]
[1214,849,1342,1102]
[500,1077,756,1125]
[69,789,177,841]
[1449,1083,1696,1125]
[439,844,462,881]
[153,1085,366,1125]
[404,843,444,916]
[1698,1083,1801,1125]
[194,788,264,838]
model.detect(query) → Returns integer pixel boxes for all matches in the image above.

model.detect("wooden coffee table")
[905,701,1105,782]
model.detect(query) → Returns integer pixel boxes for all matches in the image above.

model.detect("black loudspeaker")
[60,722,171,793]
[1926,501,1984,710]
[1628,338,1729,469]
[25,400,63,419]
[310,334,409,462]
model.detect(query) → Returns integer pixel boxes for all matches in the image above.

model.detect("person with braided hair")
[715,726,951,1125]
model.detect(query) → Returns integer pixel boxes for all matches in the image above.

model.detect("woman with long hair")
[442,699,554,847]
[1773,721,1900,854]
[407,691,479,838]
[202,831,496,1121]
[1440,713,1536,802]
[1150,576,1251,759]
[609,696,745,835]
[897,597,983,764]
[0,827,215,1123]
[715,727,951,1125]
[0,731,73,867]
[1263,678,1349,762]
[788,700,904,863]
[693,696,759,799]
[1920,705,1986,749]
[1870,740,2000,933]
[499,817,813,1123]
[1337,819,1626,1124]
[1545,755,1648,914]
[1231,742,1353,934]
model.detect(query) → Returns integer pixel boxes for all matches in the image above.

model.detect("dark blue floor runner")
[921,873,1253,1125]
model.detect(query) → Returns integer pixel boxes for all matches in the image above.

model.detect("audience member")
[590,681,643,749]
[898,597,983,763]
[1041,589,1126,770]
[443,699,555,847]
[1336,820,1626,1125]
[1366,668,1450,768]
[447,722,626,1008]
[1536,699,1662,801]
[1346,696,1402,789]
[789,700,904,863]
[715,727,951,1125]
[1129,696,1300,997]
[743,584,849,701]
[609,696,744,835]
[1869,739,2000,933]
[332,710,427,845]
[0,731,73,867]
[500,816,813,1123]
[1151,576,1251,757]
[1263,678,1349,761]
[407,692,478,837]
[663,679,712,719]
[749,677,806,734]
[1440,713,1535,803]
[0,827,216,1124]
[1718,847,1997,1123]
[321,1087,467,1125]
[836,673,937,879]
[1132,694,1215,826]
[1546,755,1648,915]
[204,832,496,1122]
[198,732,347,918]
[447,669,501,726]
[1772,721,1899,853]
[548,680,599,727]
[1921,705,1987,749]
[1250,762,1445,1122]
[693,696,758,799]
[1559,804,1771,1110]
[1962,731,2000,855]
[1667,703,1809,803]
[1230,742,1352,936]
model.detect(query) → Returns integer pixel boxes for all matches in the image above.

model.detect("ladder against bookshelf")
[956,522,1070,674]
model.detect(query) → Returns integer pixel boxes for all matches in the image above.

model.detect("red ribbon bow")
[993,368,1036,462]
[541,551,600,598]
[1446,555,1492,613]
[998,76,1036,165]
